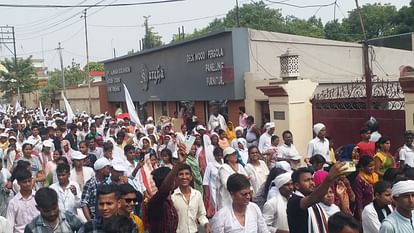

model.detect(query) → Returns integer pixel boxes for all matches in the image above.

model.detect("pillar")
[258,79,318,156]
[399,66,414,130]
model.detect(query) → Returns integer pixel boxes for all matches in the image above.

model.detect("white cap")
[196,125,206,131]
[0,133,8,138]
[223,147,236,157]
[111,159,127,172]
[8,136,16,140]
[392,180,414,197]
[71,151,87,160]
[94,157,111,171]
[42,140,54,148]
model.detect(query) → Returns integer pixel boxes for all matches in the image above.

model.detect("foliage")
[40,64,87,103]
[284,16,325,38]
[0,57,37,100]
[393,0,414,34]
[143,16,163,49]
[83,61,104,72]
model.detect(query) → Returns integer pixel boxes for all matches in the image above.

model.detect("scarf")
[140,153,158,197]
[358,171,379,185]
[294,191,328,233]
[373,200,391,223]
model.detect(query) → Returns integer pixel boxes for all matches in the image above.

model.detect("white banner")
[62,92,75,124]
[123,84,142,128]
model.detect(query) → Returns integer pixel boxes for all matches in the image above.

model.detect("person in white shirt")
[172,163,211,233]
[262,172,293,233]
[0,216,12,233]
[307,123,330,166]
[207,108,227,132]
[218,147,248,209]
[278,130,300,161]
[70,151,95,192]
[212,173,269,233]
[203,147,224,216]
[362,181,393,233]
[399,130,414,168]
[258,122,275,154]
[50,163,81,215]
[245,145,269,196]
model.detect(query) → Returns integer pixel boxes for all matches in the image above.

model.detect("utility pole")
[236,0,240,27]
[82,9,92,114]
[56,42,66,95]
[355,0,372,111]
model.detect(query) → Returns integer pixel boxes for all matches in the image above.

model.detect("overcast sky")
[0,0,410,70]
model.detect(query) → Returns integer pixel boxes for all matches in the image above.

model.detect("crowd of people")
[0,105,413,233]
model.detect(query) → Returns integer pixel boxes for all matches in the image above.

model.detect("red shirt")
[356,141,376,157]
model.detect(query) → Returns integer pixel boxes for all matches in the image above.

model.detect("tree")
[143,16,163,49]
[324,20,353,41]
[84,61,104,72]
[341,3,398,41]
[394,1,414,34]
[40,64,87,104]
[284,16,325,38]
[0,57,37,99]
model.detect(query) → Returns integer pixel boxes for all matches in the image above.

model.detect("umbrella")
[116,113,130,119]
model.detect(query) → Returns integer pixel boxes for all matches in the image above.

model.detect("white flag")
[39,101,46,121]
[123,84,142,128]
[62,92,75,124]
[15,100,22,113]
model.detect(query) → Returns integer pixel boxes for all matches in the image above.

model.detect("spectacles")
[123,198,136,204]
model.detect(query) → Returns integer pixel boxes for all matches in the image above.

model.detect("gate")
[312,78,405,152]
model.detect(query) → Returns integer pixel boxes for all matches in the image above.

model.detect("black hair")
[160,148,173,163]
[56,163,71,174]
[238,106,245,113]
[116,131,125,139]
[291,167,313,184]
[102,215,135,233]
[213,147,223,157]
[35,188,58,209]
[39,127,49,136]
[248,145,259,154]
[373,181,392,195]
[151,167,171,189]
[103,141,114,152]
[263,168,287,197]
[118,183,143,203]
[328,212,360,233]
[218,129,225,135]
[271,135,279,141]
[359,127,371,134]
[98,184,121,199]
[227,173,251,193]
[177,163,192,174]
[79,140,88,147]
[14,167,32,182]
[58,156,69,164]
[404,167,414,180]
[31,125,39,130]
[124,144,135,155]
[246,116,254,123]
[358,156,374,168]
[309,154,326,165]
[383,168,403,183]
[67,123,77,131]
[376,136,391,150]
[21,143,32,151]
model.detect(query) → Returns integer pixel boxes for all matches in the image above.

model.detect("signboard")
[104,28,249,102]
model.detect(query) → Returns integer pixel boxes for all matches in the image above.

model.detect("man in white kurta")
[307,123,330,165]
[258,122,275,154]
[208,110,227,132]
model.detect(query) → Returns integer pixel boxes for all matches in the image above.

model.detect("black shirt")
[287,194,309,233]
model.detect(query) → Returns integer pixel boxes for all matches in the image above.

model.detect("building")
[103,28,413,127]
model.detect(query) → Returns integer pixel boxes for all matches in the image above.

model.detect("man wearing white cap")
[207,107,226,132]
[110,159,128,185]
[81,157,111,221]
[307,123,330,166]
[70,151,95,192]
[263,172,294,233]
[379,180,414,233]
[258,122,275,154]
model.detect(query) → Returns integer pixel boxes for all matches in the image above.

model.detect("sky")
[0,0,411,71]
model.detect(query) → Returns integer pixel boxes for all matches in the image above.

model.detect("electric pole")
[82,9,92,114]
[56,42,66,95]
[236,0,240,27]
[0,26,20,101]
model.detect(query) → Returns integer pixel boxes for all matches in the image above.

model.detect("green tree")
[342,3,398,41]
[40,65,87,103]
[84,61,104,72]
[394,1,414,33]
[143,16,163,49]
[0,57,37,99]
[324,20,353,41]
[284,16,325,38]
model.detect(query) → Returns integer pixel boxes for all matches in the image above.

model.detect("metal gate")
[312,78,405,152]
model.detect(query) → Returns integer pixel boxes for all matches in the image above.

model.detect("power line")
[0,0,185,8]
[265,0,336,9]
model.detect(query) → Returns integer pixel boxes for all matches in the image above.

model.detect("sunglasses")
[122,198,137,204]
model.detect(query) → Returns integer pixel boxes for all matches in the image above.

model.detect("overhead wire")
[0,0,185,8]
[265,0,336,9]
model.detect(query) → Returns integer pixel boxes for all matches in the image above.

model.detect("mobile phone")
[183,135,196,154]
[343,161,356,173]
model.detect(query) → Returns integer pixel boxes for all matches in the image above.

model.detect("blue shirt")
[379,210,414,233]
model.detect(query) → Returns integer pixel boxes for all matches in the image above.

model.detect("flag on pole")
[123,84,142,128]
[62,92,75,124]
[15,100,22,113]
[39,101,46,121]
